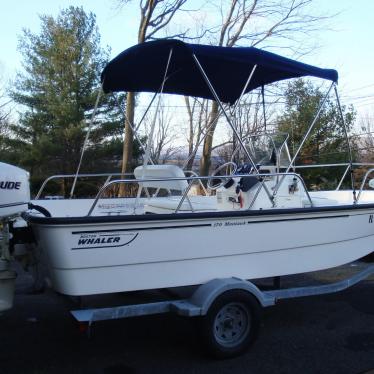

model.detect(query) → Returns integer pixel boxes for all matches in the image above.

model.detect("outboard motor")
[0,162,30,312]
[0,162,30,219]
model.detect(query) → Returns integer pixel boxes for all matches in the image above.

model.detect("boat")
[3,39,374,297]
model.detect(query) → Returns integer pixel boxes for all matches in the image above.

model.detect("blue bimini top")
[101,39,338,104]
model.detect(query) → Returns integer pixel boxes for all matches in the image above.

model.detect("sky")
[0,0,373,120]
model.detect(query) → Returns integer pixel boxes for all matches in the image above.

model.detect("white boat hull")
[29,205,374,296]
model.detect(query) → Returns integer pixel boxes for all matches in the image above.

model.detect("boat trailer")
[71,264,374,358]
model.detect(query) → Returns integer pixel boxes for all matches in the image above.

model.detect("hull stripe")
[71,214,349,235]
[72,223,211,235]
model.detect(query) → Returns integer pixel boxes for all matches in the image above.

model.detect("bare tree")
[116,0,189,194]
[116,0,331,183]
[199,0,331,177]
[358,113,374,162]
[0,82,12,151]
[208,94,262,164]
[184,92,274,173]
[183,96,211,170]
[339,114,372,188]
[142,104,180,164]
[0,73,10,125]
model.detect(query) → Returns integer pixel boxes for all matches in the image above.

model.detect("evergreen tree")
[9,6,126,196]
[277,79,356,189]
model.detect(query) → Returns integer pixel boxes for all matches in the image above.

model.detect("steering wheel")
[207,162,238,190]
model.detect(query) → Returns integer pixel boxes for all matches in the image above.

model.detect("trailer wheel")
[201,290,261,359]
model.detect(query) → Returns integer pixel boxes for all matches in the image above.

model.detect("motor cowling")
[0,162,30,219]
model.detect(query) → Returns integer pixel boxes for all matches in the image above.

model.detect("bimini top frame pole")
[334,85,357,202]
[134,48,174,211]
[192,54,274,204]
[113,92,159,166]
[192,54,259,174]
[272,81,334,199]
[70,86,103,199]
[285,81,334,175]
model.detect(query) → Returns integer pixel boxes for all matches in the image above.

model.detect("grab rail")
[295,162,374,194]
[86,172,313,216]
[35,170,204,200]
[87,175,205,216]
[35,173,133,200]
[355,168,374,204]
[35,163,374,201]
[247,173,313,209]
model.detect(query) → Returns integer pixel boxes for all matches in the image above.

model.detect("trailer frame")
[71,263,374,358]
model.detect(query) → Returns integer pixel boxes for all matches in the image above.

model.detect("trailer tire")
[201,290,261,359]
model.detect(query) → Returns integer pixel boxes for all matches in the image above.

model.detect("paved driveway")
[0,263,373,374]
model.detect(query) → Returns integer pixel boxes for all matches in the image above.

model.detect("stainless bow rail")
[35,173,133,200]
[86,171,314,216]
[356,167,374,204]
[35,171,208,200]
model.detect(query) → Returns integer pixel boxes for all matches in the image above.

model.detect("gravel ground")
[0,262,373,374]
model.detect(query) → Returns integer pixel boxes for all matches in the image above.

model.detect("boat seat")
[134,164,189,191]
[134,164,216,213]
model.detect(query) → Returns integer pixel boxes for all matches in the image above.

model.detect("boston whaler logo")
[72,231,138,250]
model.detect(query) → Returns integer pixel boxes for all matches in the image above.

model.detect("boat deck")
[28,190,374,219]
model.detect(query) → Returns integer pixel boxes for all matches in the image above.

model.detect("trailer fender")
[189,278,276,316]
